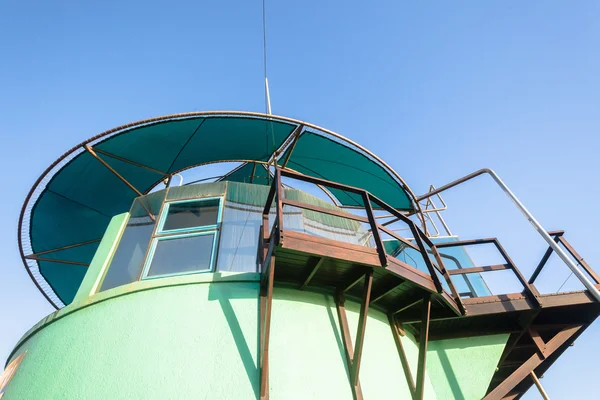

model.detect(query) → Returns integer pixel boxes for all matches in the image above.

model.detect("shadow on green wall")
[208,277,260,399]
[431,336,507,400]
[324,294,351,377]
[436,348,466,400]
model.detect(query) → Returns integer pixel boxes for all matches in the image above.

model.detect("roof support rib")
[281,124,304,168]
[23,255,89,267]
[91,147,168,176]
[84,144,155,221]
[25,238,102,257]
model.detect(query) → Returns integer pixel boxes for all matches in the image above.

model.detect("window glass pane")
[217,202,262,272]
[146,234,215,278]
[162,199,220,231]
[100,216,155,291]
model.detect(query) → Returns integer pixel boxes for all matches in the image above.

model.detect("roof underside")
[19,112,416,307]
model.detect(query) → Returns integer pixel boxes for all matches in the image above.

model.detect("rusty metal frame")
[91,147,169,176]
[389,315,416,399]
[483,325,583,400]
[24,238,102,258]
[84,145,156,222]
[23,255,89,267]
[436,237,541,306]
[334,269,373,400]
[389,294,432,400]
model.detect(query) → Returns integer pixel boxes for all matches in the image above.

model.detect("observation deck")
[259,167,600,400]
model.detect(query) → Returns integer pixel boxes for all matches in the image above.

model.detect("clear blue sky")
[1,1,599,398]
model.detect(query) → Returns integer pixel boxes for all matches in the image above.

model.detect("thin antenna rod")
[265,78,272,115]
[262,0,271,114]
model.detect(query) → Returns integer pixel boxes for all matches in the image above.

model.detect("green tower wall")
[5,194,510,399]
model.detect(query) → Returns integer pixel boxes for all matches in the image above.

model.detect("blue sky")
[1,1,599,398]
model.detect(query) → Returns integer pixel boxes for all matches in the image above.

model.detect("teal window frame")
[141,196,224,280]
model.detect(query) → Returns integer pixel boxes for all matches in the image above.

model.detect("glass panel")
[146,233,215,278]
[433,238,492,297]
[162,199,220,231]
[100,216,155,292]
[217,202,262,273]
[282,204,375,247]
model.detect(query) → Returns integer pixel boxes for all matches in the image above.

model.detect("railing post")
[361,192,387,267]
[493,239,541,306]
[411,225,444,293]
[557,236,600,284]
[275,167,284,239]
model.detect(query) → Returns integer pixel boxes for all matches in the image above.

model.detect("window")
[0,352,26,399]
[141,197,222,279]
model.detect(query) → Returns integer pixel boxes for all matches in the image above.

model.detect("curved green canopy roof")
[18,112,417,308]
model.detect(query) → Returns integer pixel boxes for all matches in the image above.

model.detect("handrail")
[270,166,453,293]
[435,237,540,305]
[417,168,600,303]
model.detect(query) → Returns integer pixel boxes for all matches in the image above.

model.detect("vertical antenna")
[262,0,271,115]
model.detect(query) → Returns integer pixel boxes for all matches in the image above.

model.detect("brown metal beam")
[435,238,498,248]
[350,270,373,385]
[415,294,432,400]
[447,264,511,275]
[483,325,582,400]
[260,254,276,400]
[300,257,325,290]
[529,233,563,284]
[341,269,369,293]
[281,124,304,168]
[23,255,89,267]
[362,193,387,267]
[25,238,102,257]
[85,145,144,197]
[493,239,541,303]
[282,199,369,223]
[389,315,416,399]
[393,298,423,316]
[91,147,168,176]
[335,294,364,400]
[420,233,465,315]
[528,327,547,358]
[249,163,257,184]
[558,236,600,284]
[85,144,156,221]
[371,281,405,304]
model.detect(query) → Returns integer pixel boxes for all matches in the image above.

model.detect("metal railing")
[258,167,600,310]
[260,167,465,311]
[418,168,600,303]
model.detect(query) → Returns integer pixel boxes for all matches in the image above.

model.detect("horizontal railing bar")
[378,225,420,251]
[447,264,511,275]
[281,199,370,223]
[435,238,497,248]
[280,168,366,196]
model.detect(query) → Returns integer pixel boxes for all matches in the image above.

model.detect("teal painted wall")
[5,279,508,400]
